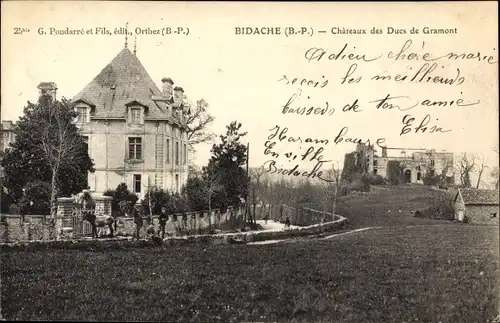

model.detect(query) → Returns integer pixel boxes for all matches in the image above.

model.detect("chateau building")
[69,45,190,198]
[345,143,455,184]
[28,45,190,199]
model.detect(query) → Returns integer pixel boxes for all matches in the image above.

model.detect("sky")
[1,2,498,185]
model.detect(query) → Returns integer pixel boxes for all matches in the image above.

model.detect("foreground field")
[1,225,498,322]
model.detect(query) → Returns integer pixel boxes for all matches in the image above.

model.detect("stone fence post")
[56,197,74,240]
[94,196,113,216]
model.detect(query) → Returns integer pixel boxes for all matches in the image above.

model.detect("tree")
[319,162,341,221]
[141,188,176,216]
[204,121,248,209]
[489,146,499,189]
[456,153,476,188]
[475,154,489,189]
[202,167,223,229]
[19,180,52,216]
[185,99,216,161]
[183,177,208,212]
[1,95,94,217]
[249,167,265,225]
[491,167,499,189]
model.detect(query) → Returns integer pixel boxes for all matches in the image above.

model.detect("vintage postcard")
[1,1,498,322]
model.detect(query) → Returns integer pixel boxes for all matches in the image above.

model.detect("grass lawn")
[333,185,458,229]
[1,224,498,322]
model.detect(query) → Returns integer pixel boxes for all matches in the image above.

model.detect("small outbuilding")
[454,188,499,224]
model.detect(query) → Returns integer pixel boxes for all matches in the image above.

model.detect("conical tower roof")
[72,48,177,121]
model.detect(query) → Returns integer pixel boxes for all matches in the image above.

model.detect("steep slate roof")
[458,188,499,205]
[71,48,181,126]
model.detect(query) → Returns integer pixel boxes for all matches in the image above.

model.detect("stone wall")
[0,215,58,243]
[1,214,348,251]
[0,203,345,244]
[464,205,499,225]
[0,206,243,243]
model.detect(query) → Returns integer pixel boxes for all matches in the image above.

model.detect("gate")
[71,209,93,237]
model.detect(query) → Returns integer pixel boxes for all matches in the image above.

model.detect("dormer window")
[125,101,147,125]
[130,108,142,124]
[76,106,89,123]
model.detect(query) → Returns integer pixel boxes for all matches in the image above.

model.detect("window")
[175,141,179,165]
[166,139,170,163]
[416,166,421,171]
[130,108,141,124]
[430,159,435,166]
[128,137,142,160]
[373,169,378,175]
[184,144,187,164]
[492,213,498,218]
[76,107,88,123]
[133,174,142,193]
[417,172,421,180]
[373,160,378,167]
[175,174,179,192]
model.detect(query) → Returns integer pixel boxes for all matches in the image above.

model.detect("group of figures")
[72,192,178,240]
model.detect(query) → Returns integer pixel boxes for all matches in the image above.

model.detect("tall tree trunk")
[323,197,328,223]
[332,186,338,216]
[476,169,484,189]
[50,169,58,219]
[208,191,212,231]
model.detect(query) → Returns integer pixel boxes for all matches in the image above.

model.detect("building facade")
[0,121,15,153]
[70,47,190,198]
[345,143,454,184]
[454,188,499,224]
[35,46,190,199]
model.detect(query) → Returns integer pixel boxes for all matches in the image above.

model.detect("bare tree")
[456,153,476,188]
[185,99,216,156]
[40,100,88,218]
[475,154,489,189]
[203,167,222,230]
[249,167,266,225]
[491,146,500,189]
[490,167,499,189]
[319,162,341,221]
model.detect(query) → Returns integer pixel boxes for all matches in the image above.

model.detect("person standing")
[159,206,168,239]
[132,206,143,240]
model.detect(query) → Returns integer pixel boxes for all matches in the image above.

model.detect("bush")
[347,175,370,193]
[19,180,51,215]
[182,177,208,212]
[423,172,441,186]
[0,186,15,213]
[362,174,386,186]
[141,188,176,215]
[8,204,20,215]
[173,192,190,213]
[412,195,454,221]
[104,183,138,216]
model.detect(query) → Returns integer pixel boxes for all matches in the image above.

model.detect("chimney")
[173,86,184,109]
[382,147,387,157]
[37,82,58,101]
[161,77,174,99]
[173,86,184,102]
